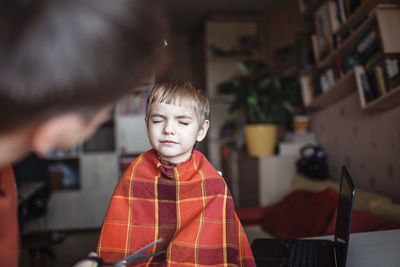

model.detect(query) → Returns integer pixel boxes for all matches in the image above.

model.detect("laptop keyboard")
[279,240,319,267]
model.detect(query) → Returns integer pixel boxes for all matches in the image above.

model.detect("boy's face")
[146,102,209,164]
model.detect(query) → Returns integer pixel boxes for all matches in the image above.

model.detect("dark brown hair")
[0,0,169,133]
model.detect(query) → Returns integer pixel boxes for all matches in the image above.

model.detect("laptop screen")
[334,166,355,267]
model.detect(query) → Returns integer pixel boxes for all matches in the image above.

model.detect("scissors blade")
[117,238,164,265]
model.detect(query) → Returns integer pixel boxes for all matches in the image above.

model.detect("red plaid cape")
[97,149,255,266]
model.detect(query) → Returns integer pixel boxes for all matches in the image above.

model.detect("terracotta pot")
[293,115,309,132]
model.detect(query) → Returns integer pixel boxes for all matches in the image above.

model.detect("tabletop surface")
[345,229,400,267]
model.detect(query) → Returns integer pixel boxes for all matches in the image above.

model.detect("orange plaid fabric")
[97,149,255,266]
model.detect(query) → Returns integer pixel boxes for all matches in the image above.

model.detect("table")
[344,229,400,267]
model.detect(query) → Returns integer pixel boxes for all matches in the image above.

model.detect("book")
[354,66,374,107]
[328,1,341,33]
[365,66,381,99]
[356,29,377,54]
[364,51,383,70]
[311,34,320,63]
[315,1,337,60]
[337,0,347,24]
[300,75,314,107]
[374,65,387,96]
[386,58,400,79]
[336,58,344,78]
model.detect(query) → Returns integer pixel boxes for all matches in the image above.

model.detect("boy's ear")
[144,117,149,135]
[196,120,210,142]
[31,114,89,155]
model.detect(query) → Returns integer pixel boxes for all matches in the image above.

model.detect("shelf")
[308,67,358,110]
[317,10,377,69]
[362,85,400,111]
[318,7,400,69]
[334,0,398,39]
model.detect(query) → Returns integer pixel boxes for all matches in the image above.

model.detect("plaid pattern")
[97,149,255,266]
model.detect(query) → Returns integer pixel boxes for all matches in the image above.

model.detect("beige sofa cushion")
[291,175,392,212]
[369,201,400,223]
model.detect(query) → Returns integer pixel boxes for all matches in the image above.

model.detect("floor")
[20,229,100,267]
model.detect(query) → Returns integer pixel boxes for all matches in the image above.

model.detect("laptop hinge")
[333,246,338,267]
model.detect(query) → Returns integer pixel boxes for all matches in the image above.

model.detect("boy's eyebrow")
[150,113,193,120]
[175,115,193,119]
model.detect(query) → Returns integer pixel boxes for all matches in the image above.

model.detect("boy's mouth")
[160,140,177,144]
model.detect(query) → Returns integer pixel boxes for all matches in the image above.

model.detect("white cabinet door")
[26,153,118,231]
[116,115,151,154]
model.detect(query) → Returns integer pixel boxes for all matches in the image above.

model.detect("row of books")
[312,0,396,62]
[300,55,399,108]
[299,0,364,17]
[356,58,400,106]
[311,21,385,96]
[314,0,364,61]
[117,89,150,116]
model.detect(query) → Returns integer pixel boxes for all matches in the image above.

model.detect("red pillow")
[236,206,267,225]
[324,208,400,235]
[261,189,338,238]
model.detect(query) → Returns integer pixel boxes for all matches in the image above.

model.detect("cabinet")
[222,147,298,207]
[300,0,400,112]
[201,16,263,171]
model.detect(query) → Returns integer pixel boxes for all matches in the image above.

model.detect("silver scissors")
[74,238,165,267]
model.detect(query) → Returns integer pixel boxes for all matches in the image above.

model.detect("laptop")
[251,166,355,267]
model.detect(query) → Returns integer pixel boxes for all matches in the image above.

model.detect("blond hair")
[146,80,209,125]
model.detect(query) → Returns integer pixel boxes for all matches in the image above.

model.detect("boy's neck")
[156,150,193,166]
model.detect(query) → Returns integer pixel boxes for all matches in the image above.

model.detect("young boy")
[97,80,256,266]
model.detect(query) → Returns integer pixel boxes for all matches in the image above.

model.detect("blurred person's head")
[0,0,169,166]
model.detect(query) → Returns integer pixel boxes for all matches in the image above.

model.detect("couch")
[239,175,400,244]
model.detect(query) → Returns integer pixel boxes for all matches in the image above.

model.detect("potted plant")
[218,59,301,157]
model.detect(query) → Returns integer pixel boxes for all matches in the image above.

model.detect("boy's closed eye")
[150,116,164,124]
[179,121,190,126]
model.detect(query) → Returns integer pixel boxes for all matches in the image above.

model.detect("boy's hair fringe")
[146,80,209,125]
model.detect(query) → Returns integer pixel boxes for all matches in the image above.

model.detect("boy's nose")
[164,122,175,135]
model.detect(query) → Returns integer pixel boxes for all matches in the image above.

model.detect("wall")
[263,0,305,69]
[158,35,194,82]
[311,92,400,203]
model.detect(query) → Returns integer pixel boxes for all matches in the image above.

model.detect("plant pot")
[244,124,278,157]
[293,115,309,132]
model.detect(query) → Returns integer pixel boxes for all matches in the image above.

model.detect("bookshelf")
[308,67,358,110]
[361,85,400,111]
[333,0,398,42]
[302,2,400,112]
